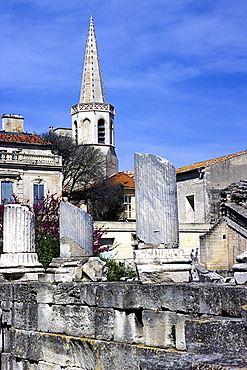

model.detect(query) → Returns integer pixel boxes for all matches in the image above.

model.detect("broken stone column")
[134,153,191,283]
[59,201,93,258]
[0,204,44,279]
[232,250,247,284]
[45,202,107,283]
[135,153,179,248]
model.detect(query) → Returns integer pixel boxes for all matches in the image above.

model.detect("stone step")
[185,317,247,356]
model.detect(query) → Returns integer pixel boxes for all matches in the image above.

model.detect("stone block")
[234,271,247,284]
[185,317,247,356]
[68,338,96,369]
[0,283,13,301]
[54,266,83,283]
[37,362,61,370]
[219,286,247,317]
[95,308,114,340]
[80,283,99,306]
[12,302,38,330]
[54,283,81,305]
[241,304,247,326]
[3,327,12,353]
[0,353,14,370]
[41,305,66,334]
[137,266,191,284]
[199,285,222,315]
[95,283,142,310]
[65,305,95,337]
[36,283,54,304]
[158,284,200,313]
[81,257,108,281]
[38,332,70,366]
[13,282,38,303]
[96,341,140,370]
[1,300,13,326]
[142,310,187,349]
[113,310,143,344]
[37,303,53,332]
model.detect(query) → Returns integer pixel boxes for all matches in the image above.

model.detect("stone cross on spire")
[79,14,106,103]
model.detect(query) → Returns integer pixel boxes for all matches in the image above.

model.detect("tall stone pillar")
[134,153,191,283]
[135,153,179,248]
[0,204,44,279]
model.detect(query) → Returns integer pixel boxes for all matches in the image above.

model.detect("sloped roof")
[108,172,135,188]
[0,132,50,145]
[176,150,247,174]
[123,170,135,178]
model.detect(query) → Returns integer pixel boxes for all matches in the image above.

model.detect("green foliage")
[36,234,60,269]
[33,193,60,269]
[0,194,61,269]
[102,258,136,281]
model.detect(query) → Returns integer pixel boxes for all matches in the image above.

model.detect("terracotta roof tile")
[176,150,247,174]
[0,132,50,145]
[108,172,135,187]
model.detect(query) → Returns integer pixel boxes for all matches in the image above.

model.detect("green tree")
[41,132,105,200]
[81,182,125,221]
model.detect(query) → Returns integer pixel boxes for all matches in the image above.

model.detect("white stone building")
[0,114,62,205]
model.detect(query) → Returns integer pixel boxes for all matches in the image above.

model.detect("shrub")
[33,193,60,269]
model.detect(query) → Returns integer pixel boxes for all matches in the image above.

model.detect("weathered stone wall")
[200,219,247,270]
[1,281,247,369]
[177,177,205,223]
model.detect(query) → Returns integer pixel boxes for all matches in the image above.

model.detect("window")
[0,150,7,160]
[98,119,105,144]
[124,196,132,219]
[73,120,78,143]
[1,181,13,204]
[110,120,114,145]
[33,183,44,206]
[12,151,18,160]
[185,194,195,222]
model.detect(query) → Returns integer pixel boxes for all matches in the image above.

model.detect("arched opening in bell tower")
[98,119,105,144]
[73,120,78,143]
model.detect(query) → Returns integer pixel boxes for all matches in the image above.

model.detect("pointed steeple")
[71,15,118,178]
[79,15,106,103]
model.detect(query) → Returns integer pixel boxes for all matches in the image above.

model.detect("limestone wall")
[1,281,247,369]
[200,219,247,270]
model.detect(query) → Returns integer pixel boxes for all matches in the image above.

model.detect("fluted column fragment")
[0,204,43,272]
[60,202,93,258]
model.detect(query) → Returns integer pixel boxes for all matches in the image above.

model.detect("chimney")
[2,114,24,133]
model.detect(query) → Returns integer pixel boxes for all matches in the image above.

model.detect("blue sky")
[1,0,247,171]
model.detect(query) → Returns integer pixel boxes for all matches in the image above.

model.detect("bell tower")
[71,15,118,178]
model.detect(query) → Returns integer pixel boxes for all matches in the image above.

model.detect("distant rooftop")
[176,150,247,174]
[108,172,135,188]
[0,131,50,145]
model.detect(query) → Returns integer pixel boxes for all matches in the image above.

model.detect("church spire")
[79,15,106,103]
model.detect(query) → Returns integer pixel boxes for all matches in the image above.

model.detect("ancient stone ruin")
[59,201,94,258]
[232,249,247,284]
[45,201,108,283]
[0,204,44,280]
[0,157,246,369]
[134,153,191,283]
